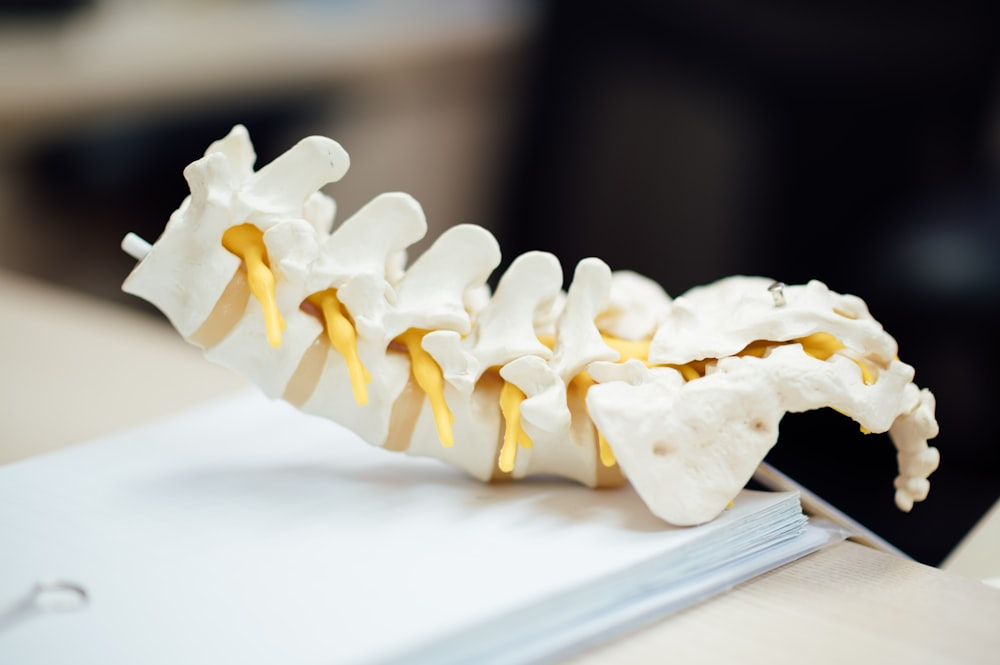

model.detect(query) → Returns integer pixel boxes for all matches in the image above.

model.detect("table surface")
[2,268,999,664]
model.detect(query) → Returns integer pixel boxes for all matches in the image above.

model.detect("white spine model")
[121,126,940,526]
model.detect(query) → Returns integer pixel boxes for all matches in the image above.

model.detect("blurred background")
[1,0,998,566]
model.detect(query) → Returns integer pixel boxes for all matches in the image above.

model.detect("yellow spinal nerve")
[306,289,371,405]
[571,372,617,468]
[798,332,875,385]
[498,380,532,472]
[221,223,285,347]
[396,329,455,447]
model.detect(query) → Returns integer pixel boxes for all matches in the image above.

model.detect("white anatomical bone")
[122,126,939,526]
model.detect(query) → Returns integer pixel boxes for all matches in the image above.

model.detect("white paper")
[0,392,831,665]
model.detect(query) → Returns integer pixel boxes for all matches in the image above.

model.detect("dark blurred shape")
[0,0,90,18]
[501,0,1000,564]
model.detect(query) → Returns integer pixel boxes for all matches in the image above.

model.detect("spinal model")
[121,125,939,526]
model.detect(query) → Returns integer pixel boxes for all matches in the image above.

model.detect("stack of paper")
[0,392,838,664]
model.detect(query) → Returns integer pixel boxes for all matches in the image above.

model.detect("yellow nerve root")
[570,372,617,468]
[597,432,616,468]
[221,223,285,347]
[798,332,844,360]
[499,381,533,472]
[397,329,454,447]
[600,336,651,363]
[306,289,371,405]
[798,332,875,385]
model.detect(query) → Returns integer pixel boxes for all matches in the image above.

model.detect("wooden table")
[3,269,999,664]
[569,540,1000,664]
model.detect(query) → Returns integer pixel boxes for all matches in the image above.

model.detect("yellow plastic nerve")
[798,332,875,385]
[221,224,285,347]
[396,329,455,447]
[568,371,617,468]
[306,289,371,405]
[498,380,533,473]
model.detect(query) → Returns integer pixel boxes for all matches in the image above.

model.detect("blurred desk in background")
[2,268,999,664]
[0,0,532,147]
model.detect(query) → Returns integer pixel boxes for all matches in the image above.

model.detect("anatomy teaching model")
[121,126,939,526]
